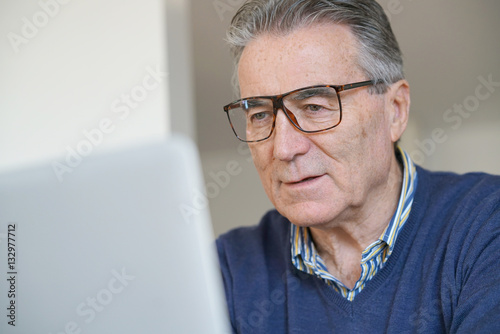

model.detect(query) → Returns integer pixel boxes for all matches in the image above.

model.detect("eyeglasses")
[223,80,374,142]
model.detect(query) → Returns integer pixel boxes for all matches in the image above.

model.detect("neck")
[309,155,403,289]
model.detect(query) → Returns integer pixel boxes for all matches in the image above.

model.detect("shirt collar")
[380,147,418,252]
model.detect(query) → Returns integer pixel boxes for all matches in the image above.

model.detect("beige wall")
[0,0,195,176]
[191,0,500,236]
[0,1,170,173]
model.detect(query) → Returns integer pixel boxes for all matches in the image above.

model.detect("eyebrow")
[290,87,337,100]
[241,98,272,109]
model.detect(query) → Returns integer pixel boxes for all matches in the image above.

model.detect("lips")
[285,174,324,184]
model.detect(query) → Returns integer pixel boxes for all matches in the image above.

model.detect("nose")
[272,108,310,161]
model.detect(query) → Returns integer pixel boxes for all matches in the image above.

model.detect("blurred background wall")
[191,0,500,236]
[0,0,193,172]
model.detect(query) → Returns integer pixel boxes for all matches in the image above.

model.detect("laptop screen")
[0,136,230,334]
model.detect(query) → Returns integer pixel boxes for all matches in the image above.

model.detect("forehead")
[238,23,362,98]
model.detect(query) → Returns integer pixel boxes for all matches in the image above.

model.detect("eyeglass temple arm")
[337,80,375,92]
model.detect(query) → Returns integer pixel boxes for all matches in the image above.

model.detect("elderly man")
[216,0,500,333]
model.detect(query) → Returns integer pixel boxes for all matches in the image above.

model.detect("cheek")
[249,143,279,204]
[351,103,395,180]
[249,144,265,168]
[349,98,388,145]
[249,143,273,180]
[316,98,389,173]
[366,106,393,152]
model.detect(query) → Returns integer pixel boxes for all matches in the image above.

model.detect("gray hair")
[227,0,404,95]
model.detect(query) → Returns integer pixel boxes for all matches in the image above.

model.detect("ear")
[386,80,410,143]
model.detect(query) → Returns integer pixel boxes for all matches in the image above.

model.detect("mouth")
[287,174,324,185]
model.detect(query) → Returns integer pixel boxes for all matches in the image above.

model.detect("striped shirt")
[290,147,418,301]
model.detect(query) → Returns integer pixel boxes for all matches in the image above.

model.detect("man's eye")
[250,111,270,121]
[305,104,323,112]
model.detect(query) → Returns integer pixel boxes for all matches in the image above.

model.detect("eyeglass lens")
[227,86,341,142]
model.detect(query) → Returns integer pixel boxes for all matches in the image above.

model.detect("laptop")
[0,136,231,333]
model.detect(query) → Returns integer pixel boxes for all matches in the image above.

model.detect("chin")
[276,200,339,228]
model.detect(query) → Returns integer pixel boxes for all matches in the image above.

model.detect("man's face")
[238,23,406,228]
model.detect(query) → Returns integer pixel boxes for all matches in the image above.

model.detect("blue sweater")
[216,167,500,333]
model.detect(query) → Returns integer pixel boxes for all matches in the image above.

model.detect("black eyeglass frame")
[223,80,375,143]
